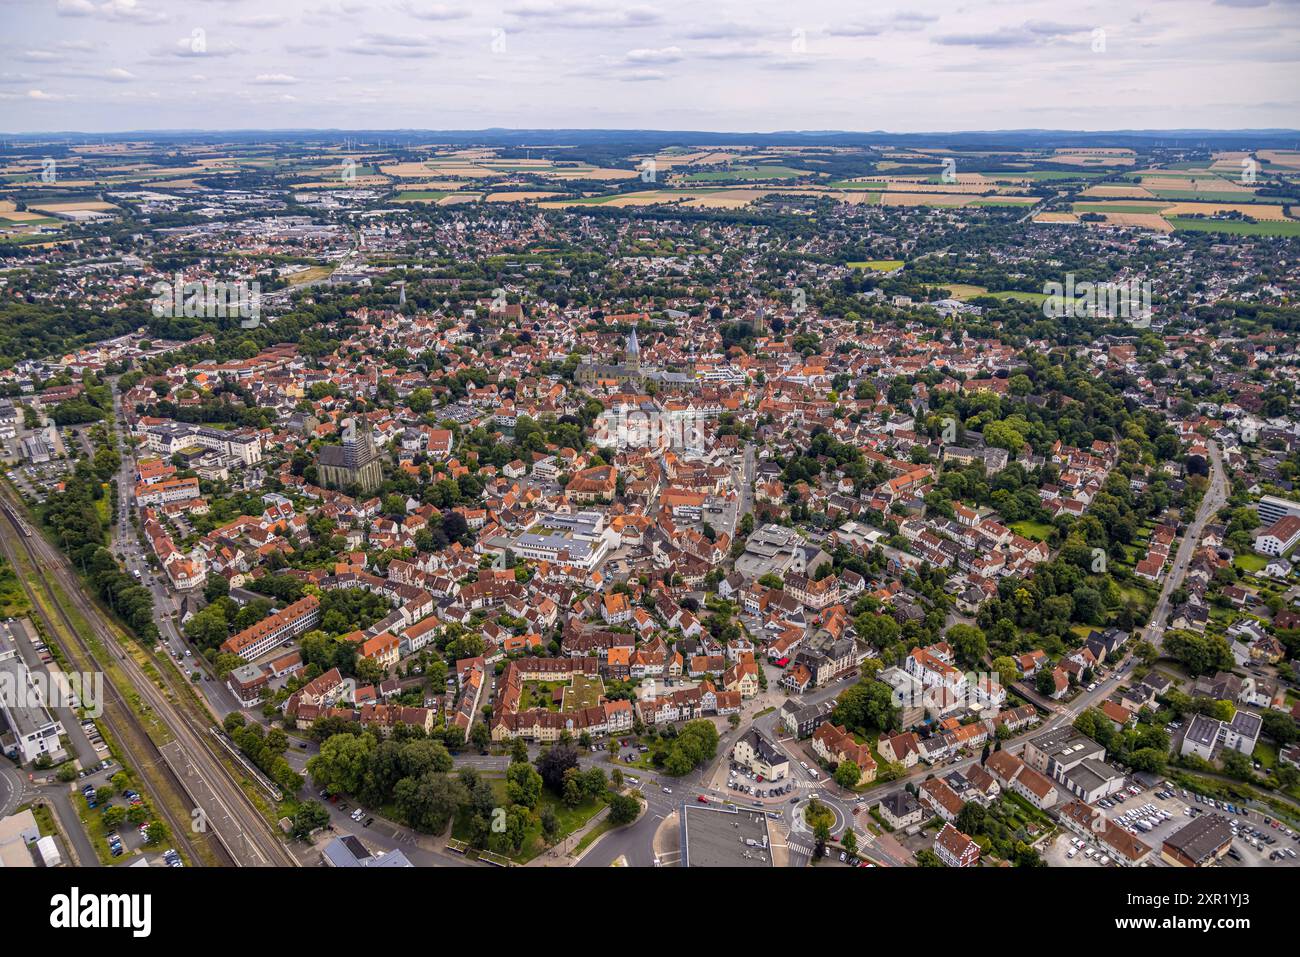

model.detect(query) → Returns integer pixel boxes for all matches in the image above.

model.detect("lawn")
[984,289,1051,303]
[936,283,1048,304]
[1234,553,1268,573]
[519,680,565,711]
[1254,741,1278,771]
[1010,519,1054,541]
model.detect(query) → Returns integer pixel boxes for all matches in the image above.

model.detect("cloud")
[55,0,167,24]
[680,22,769,40]
[505,1,662,30]
[348,31,444,58]
[152,34,242,59]
[762,57,816,72]
[618,69,665,82]
[252,73,299,84]
[828,11,939,37]
[825,24,884,38]
[696,45,771,61]
[399,2,470,21]
[229,13,291,28]
[286,43,331,58]
[933,22,1090,49]
[623,46,683,65]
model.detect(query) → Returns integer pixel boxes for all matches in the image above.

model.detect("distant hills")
[4,128,1299,150]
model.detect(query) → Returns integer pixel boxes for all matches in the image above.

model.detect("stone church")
[317,418,384,494]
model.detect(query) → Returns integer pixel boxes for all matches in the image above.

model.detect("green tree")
[506,760,544,809]
[607,792,641,825]
[834,760,861,789]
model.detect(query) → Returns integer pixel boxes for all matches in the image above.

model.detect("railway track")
[1,485,297,867]
[0,505,222,866]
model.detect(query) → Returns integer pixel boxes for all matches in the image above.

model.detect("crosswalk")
[787,834,816,867]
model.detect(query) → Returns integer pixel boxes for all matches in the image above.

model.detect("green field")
[1168,217,1300,236]
[1234,553,1268,573]
[986,290,1050,303]
[1011,519,1055,541]
[394,190,450,201]
[939,283,1049,304]
[684,165,808,182]
[847,259,904,272]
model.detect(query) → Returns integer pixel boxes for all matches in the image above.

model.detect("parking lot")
[1088,780,1300,867]
[725,761,795,801]
[1097,781,1188,854]
[1048,832,1110,867]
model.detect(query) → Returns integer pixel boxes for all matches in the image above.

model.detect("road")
[0,760,23,819]
[1143,440,1228,652]
[735,441,756,522]
[108,381,241,717]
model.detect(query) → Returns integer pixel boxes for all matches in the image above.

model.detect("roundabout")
[788,792,853,840]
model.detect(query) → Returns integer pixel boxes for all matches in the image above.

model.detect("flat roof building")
[680,803,772,868]
[0,620,65,765]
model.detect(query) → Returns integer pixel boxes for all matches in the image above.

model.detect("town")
[1,6,1299,918]
[0,128,1298,881]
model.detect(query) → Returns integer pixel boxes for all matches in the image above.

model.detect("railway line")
[0,500,221,866]
[0,483,297,867]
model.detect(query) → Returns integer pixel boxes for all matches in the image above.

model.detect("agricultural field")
[847,260,904,272]
[679,164,811,183]
[1166,217,1300,237]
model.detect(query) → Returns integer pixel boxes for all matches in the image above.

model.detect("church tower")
[625,326,640,372]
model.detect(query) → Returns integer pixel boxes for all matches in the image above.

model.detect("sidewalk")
[530,804,614,867]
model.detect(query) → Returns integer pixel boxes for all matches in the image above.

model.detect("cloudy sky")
[1,0,1297,133]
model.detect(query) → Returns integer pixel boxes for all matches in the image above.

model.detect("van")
[808,768,819,780]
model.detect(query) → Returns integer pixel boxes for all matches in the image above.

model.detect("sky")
[0,0,1298,134]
